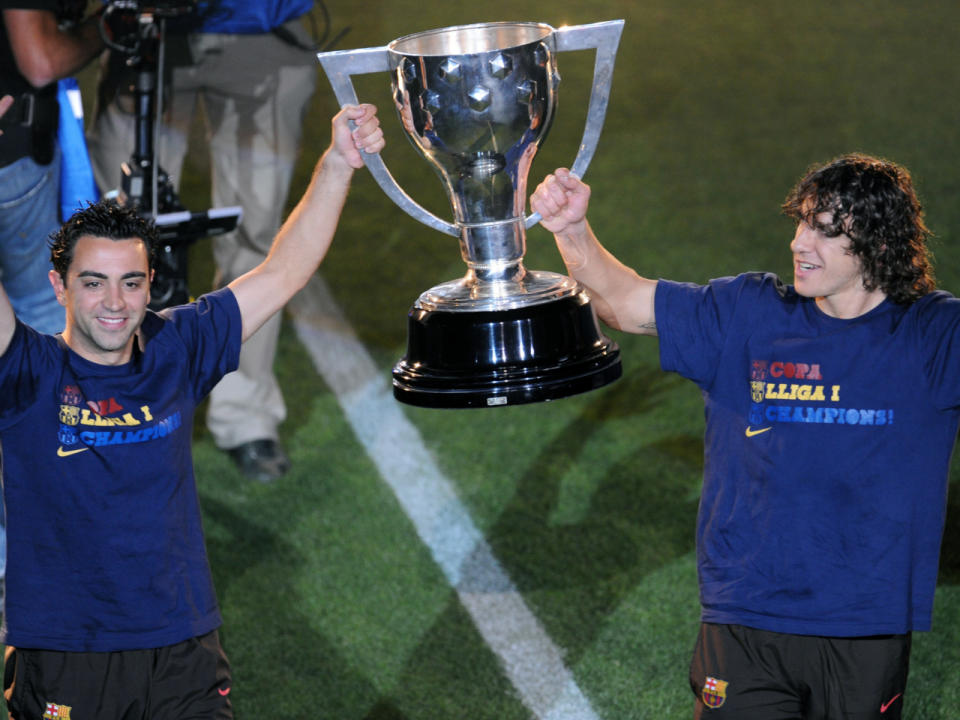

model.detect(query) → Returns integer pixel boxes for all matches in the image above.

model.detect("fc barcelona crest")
[43,703,71,719]
[701,676,728,709]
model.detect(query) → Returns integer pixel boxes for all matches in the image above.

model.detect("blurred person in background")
[1,0,103,334]
[88,0,324,482]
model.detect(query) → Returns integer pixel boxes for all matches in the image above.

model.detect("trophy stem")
[463,262,526,286]
[458,217,525,283]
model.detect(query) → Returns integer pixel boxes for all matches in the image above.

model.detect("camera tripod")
[101,1,241,309]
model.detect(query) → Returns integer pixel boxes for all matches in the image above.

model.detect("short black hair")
[782,153,935,304]
[50,200,159,280]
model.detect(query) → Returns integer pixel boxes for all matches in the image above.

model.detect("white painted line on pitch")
[289,276,600,720]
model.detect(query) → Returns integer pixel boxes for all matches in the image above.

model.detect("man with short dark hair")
[0,102,383,719]
[531,153,952,720]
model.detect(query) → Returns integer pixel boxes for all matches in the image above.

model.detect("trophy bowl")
[318,20,625,408]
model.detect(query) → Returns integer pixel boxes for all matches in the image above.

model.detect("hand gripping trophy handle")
[317,19,625,238]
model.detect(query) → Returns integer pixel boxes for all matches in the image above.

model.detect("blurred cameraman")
[0,0,103,335]
[88,0,319,482]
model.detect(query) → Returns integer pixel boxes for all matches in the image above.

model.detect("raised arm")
[228,104,384,342]
[3,8,104,88]
[530,169,659,335]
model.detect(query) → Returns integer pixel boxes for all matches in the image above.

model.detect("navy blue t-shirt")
[0,288,241,651]
[656,272,960,636]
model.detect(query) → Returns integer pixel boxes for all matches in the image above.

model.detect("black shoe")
[226,439,290,482]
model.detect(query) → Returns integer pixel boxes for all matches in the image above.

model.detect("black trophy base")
[392,291,622,408]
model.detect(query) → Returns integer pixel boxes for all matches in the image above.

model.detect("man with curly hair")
[782,153,935,306]
[531,153,949,720]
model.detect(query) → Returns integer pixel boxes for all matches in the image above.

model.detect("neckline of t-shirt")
[56,334,141,376]
[805,295,894,326]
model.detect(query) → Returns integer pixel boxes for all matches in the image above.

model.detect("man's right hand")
[530,168,591,236]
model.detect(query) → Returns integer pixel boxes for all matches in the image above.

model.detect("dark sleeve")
[0,1,60,12]
[158,287,243,401]
[914,291,960,410]
[656,272,774,389]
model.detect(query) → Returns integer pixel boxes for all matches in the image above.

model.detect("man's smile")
[794,258,821,276]
[98,316,128,327]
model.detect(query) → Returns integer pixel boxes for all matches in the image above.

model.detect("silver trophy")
[318,20,624,408]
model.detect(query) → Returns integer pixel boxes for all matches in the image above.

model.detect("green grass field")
[38,0,960,717]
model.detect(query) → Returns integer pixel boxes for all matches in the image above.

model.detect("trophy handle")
[524,18,625,230]
[318,46,461,237]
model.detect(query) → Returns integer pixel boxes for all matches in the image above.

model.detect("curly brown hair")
[782,153,935,304]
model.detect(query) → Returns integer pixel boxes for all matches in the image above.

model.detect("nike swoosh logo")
[881,693,902,713]
[57,446,89,457]
[218,687,231,697]
[745,426,772,437]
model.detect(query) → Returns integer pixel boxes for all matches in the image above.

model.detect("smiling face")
[789,209,887,319]
[49,235,153,365]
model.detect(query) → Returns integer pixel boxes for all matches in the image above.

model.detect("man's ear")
[48,269,67,307]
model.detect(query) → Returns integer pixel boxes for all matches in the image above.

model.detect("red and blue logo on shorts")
[702,676,729,708]
[43,702,72,719]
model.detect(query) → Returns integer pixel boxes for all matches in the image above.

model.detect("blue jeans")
[0,147,66,336]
